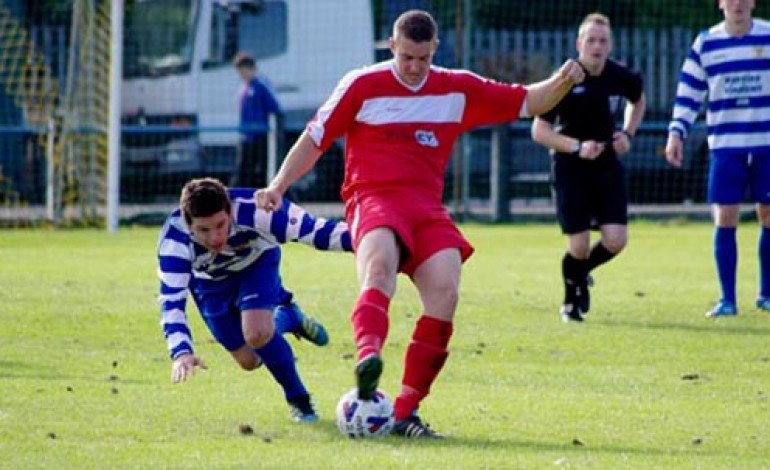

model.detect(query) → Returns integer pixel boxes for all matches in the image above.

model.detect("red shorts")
[345,191,474,276]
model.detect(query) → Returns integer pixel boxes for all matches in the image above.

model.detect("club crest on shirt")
[415,130,439,147]
[753,46,767,58]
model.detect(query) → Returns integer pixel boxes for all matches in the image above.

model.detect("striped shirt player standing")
[158,178,351,422]
[256,10,585,438]
[665,0,770,317]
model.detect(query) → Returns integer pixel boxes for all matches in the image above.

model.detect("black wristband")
[621,130,634,141]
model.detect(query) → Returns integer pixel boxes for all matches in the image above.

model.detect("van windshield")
[124,0,198,78]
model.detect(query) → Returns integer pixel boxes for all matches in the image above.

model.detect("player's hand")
[578,140,604,160]
[254,185,284,212]
[171,354,207,384]
[558,59,585,85]
[664,133,684,168]
[612,130,631,155]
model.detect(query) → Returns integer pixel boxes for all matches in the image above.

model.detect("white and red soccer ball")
[335,388,394,438]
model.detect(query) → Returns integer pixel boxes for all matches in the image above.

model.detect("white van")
[121,0,374,200]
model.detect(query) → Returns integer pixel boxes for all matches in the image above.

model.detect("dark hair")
[233,51,256,69]
[180,178,231,225]
[393,9,437,43]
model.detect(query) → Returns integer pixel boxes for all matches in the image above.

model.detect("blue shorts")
[708,152,770,204]
[190,247,286,352]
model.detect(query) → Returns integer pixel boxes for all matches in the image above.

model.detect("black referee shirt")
[540,59,643,151]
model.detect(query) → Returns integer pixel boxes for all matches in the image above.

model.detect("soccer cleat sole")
[355,354,383,400]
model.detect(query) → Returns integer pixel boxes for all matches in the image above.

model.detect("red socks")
[351,288,390,361]
[394,315,453,420]
[352,293,454,420]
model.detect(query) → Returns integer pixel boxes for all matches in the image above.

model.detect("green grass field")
[1,221,769,469]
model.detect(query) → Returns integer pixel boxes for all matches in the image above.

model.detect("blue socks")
[760,226,770,299]
[714,226,738,304]
[712,225,770,303]
[255,333,307,401]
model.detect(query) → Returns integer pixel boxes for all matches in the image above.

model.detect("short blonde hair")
[578,12,611,37]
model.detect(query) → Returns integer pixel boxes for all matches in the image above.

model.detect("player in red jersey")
[256,9,584,438]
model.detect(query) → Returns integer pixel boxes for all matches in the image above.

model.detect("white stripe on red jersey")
[307,60,527,201]
[356,93,466,125]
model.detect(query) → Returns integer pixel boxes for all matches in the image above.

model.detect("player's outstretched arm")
[158,219,198,381]
[171,353,208,384]
[257,198,353,252]
[255,130,324,212]
[524,59,585,116]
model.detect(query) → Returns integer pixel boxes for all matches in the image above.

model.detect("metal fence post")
[267,113,277,183]
[45,117,55,223]
[490,125,510,222]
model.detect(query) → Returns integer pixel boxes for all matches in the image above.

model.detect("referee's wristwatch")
[571,140,581,156]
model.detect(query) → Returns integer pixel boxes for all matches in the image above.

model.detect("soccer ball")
[335,388,394,438]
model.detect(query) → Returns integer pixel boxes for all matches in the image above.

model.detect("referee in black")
[532,12,646,322]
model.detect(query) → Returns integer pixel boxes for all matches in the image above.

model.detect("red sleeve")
[306,69,364,151]
[457,71,527,130]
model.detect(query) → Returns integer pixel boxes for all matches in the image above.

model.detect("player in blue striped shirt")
[157,177,352,422]
[666,0,770,317]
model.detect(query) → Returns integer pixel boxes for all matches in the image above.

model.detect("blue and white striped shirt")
[157,189,352,359]
[669,19,770,155]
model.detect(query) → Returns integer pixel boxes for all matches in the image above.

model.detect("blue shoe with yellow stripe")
[277,303,329,346]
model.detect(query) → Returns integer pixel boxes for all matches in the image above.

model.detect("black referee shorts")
[551,153,628,234]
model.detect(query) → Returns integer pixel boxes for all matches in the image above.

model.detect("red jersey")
[307,61,528,202]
